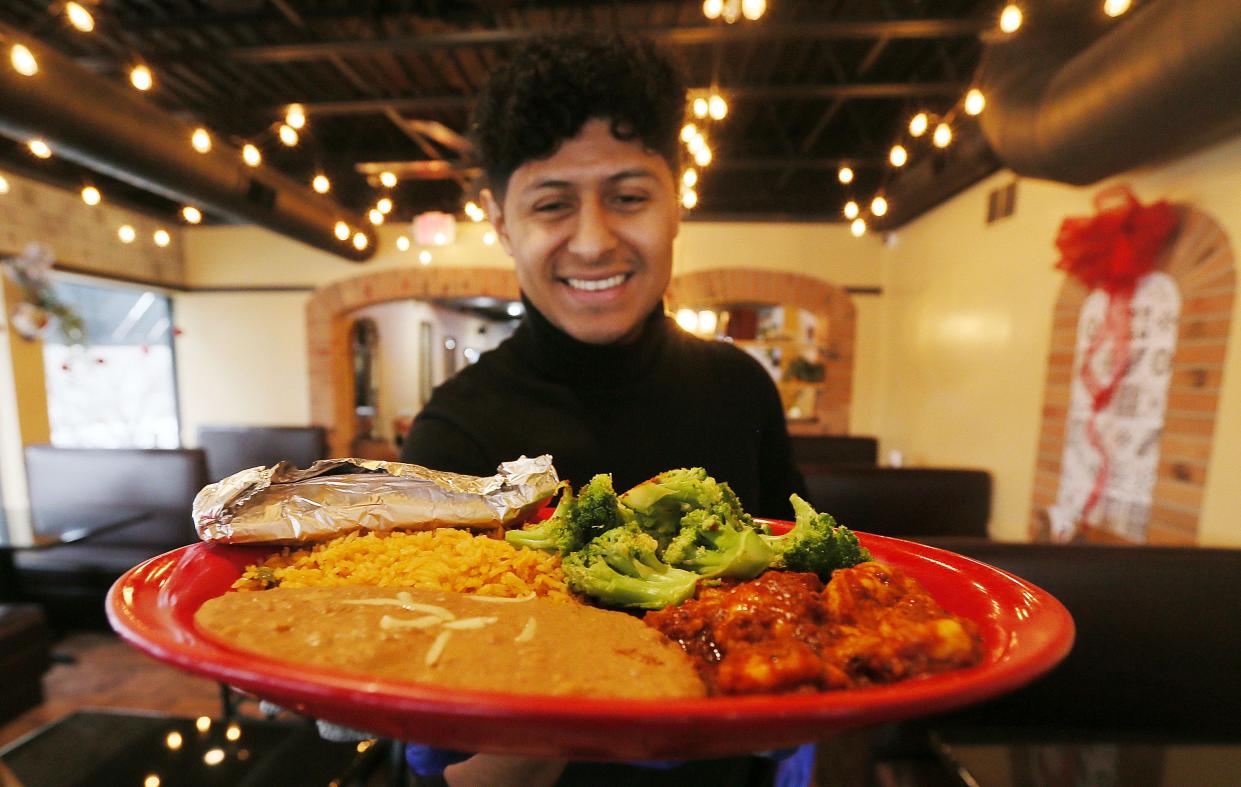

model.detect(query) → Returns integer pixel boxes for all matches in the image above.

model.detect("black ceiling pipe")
[0,22,376,261]
[977,0,1241,185]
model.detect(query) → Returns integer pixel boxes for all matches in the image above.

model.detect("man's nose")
[566,196,619,261]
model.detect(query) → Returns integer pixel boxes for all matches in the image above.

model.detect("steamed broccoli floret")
[619,467,753,550]
[505,475,628,554]
[761,494,871,580]
[662,509,775,579]
[561,525,700,610]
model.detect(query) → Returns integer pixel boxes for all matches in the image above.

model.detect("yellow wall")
[877,134,1241,545]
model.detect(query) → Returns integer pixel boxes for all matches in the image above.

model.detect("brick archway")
[307,267,519,456]
[666,268,855,434]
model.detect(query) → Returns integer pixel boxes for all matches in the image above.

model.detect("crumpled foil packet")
[193,454,560,544]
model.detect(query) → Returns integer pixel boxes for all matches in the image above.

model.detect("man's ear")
[480,188,513,256]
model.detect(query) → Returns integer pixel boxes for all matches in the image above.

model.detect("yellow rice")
[232,527,573,602]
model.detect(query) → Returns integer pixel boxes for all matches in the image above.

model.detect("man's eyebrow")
[524,168,660,192]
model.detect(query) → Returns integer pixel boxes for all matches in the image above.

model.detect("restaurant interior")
[1,0,1239,785]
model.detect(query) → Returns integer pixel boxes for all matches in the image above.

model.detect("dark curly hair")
[471,32,686,198]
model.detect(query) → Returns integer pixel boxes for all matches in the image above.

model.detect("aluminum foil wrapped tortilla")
[193,454,560,544]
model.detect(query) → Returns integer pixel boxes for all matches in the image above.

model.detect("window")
[42,277,180,447]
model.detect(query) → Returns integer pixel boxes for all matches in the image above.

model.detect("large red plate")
[106,530,1073,760]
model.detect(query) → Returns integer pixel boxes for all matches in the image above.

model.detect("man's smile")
[560,272,633,292]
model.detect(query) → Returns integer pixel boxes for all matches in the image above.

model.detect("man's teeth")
[565,274,626,292]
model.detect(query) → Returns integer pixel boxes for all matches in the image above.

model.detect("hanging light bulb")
[843,200,859,220]
[10,44,38,76]
[871,196,889,217]
[675,308,699,332]
[153,229,171,248]
[377,197,393,215]
[28,139,51,159]
[909,112,929,137]
[368,208,384,225]
[933,122,953,148]
[964,88,986,116]
[419,250,432,265]
[191,128,211,153]
[483,230,497,246]
[999,3,1023,33]
[334,221,350,241]
[242,144,261,167]
[682,168,698,188]
[285,103,306,130]
[81,186,101,205]
[681,188,698,209]
[118,224,136,243]
[889,144,908,168]
[850,218,866,237]
[65,2,95,32]
[0,174,9,195]
[703,0,723,19]
[837,165,854,184]
[396,235,410,251]
[353,232,368,251]
[1103,0,1131,17]
[379,171,397,188]
[312,174,330,193]
[693,145,712,167]
[278,124,299,146]
[693,97,709,119]
[741,0,766,21]
[181,206,202,224]
[681,123,698,143]
[708,94,728,120]
[130,64,154,91]
[722,0,741,24]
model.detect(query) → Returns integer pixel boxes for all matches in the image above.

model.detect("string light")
[909,112,929,137]
[1103,0,1131,17]
[682,168,698,188]
[933,122,953,148]
[191,128,211,153]
[153,229,171,247]
[850,218,866,237]
[81,185,101,205]
[130,64,154,91]
[843,200,859,220]
[483,230,497,246]
[65,2,95,32]
[999,3,1023,33]
[334,221,350,241]
[118,224,136,243]
[396,235,410,251]
[278,124,298,146]
[242,144,261,167]
[964,88,986,116]
[889,144,908,168]
[376,197,393,215]
[680,123,698,143]
[692,97,709,119]
[312,174,330,193]
[693,146,712,167]
[352,232,368,251]
[10,44,38,77]
[463,201,485,222]
[379,171,397,188]
[368,208,384,225]
[703,0,723,19]
[28,139,51,158]
[708,94,728,120]
[871,196,889,217]
[741,0,767,21]
[681,188,698,209]
[285,103,306,130]
[419,250,432,265]
[722,0,741,23]
[837,166,854,184]
[181,206,202,224]
[0,174,9,194]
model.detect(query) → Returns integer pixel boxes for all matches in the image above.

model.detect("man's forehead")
[509,120,672,193]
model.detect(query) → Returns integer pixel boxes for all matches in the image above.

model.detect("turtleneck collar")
[510,293,672,386]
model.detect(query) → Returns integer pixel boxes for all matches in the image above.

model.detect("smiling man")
[399,32,810,787]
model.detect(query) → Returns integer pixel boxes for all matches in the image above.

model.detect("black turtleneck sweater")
[401,299,805,519]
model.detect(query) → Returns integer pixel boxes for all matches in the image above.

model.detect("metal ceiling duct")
[977,0,1241,185]
[0,22,376,261]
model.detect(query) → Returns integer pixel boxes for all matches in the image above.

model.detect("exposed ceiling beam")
[75,20,992,67]
[286,82,966,117]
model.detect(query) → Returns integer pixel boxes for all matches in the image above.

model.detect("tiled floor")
[0,631,221,750]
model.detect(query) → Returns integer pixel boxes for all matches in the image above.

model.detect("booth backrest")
[790,435,878,467]
[198,425,327,482]
[801,466,991,538]
[24,445,208,550]
[917,538,1241,737]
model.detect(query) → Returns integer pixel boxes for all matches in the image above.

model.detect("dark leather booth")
[198,424,328,481]
[801,466,992,538]
[789,435,879,468]
[12,445,209,630]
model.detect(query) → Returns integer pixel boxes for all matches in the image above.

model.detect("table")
[0,709,387,787]
[931,729,1241,787]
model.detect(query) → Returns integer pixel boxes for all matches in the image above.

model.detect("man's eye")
[534,201,570,214]
[614,193,649,208]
